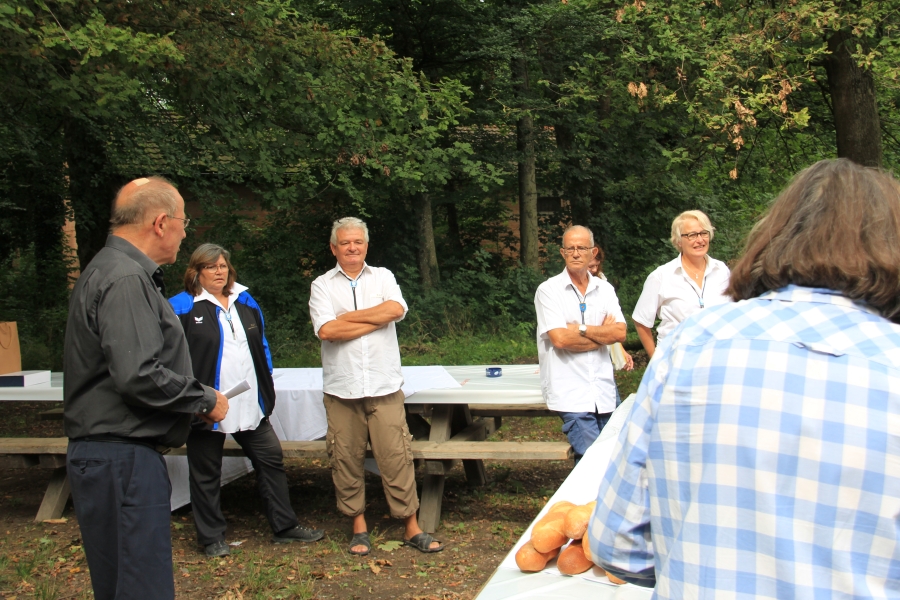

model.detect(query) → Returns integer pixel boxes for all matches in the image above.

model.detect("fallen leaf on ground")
[42,518,67,524]
[377,540,403,552]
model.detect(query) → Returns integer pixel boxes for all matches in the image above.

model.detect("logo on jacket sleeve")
[194,316,204,324]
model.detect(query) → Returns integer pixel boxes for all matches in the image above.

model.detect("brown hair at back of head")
[727,158,900,322]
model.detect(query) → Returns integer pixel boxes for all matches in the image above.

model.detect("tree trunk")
[825,30,882,167]
[414,192,440,290]
[65,119,120,269]
[511,56,539,270]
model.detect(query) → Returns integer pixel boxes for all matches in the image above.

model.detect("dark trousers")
[187,418,298,545]
[67,439,174,600]
[557,410,612,465]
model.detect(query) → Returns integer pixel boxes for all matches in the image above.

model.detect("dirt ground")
[0,359,648,599]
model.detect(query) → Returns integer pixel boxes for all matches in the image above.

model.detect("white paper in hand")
[222,380,251,399]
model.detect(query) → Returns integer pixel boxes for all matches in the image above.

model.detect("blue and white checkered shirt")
[588,286,900,599]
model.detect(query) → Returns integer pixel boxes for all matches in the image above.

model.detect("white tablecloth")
[476,394,653,600]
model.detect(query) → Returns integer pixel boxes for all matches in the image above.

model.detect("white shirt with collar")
[309,262,408,399]
[632,254,732,342]
[534,269,626,413]
[196,283,264,434]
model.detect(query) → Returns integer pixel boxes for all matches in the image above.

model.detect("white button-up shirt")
[196,283,264,434]
[534,269,626,413]
[632,254,731,341]
[309,263,408,399]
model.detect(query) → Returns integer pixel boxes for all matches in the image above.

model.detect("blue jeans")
[558,411,612,465]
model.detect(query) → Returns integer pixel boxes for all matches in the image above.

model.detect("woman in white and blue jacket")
[170,243,323,557]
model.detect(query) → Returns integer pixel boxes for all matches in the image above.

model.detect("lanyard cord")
[689,277,706,309]
[221,306,236,339]
[340,272,360,310]
[571,287,586,325]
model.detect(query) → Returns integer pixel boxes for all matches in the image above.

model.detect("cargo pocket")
[400,423,414,466]
[325,431,337,470]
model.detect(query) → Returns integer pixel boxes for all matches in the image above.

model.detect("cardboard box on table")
[0,322,22,375]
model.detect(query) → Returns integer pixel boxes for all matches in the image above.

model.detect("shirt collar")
[673,253,724,274]
[106,235,160,279]
[106,235,167,294]
[330,262,370,280]
[759,285,881,316]
[194,282,248,307]
[558,268,601,294]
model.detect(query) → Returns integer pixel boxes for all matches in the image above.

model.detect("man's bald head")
[109,176,180,231]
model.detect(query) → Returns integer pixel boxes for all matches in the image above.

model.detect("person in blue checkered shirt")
[588,158,900,598]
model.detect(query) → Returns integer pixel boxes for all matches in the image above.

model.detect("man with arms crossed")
[308,217,442,556]
[589,159,900,597]
[64,177,229,600]
[534,225,627,464]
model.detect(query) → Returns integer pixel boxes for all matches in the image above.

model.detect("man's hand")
[624,350,634,371]
[199,390,229,425]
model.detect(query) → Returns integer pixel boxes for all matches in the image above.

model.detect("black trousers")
[187,418,298,545]
[67,439,174,600]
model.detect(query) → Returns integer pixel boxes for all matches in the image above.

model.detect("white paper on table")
[222,379,251,399]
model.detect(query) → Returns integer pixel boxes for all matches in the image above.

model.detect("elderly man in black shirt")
[64,176,228,600]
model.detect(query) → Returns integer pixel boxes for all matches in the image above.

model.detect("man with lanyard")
[64,177,229,599]
[534,225,627,464]
[308,217,443,556]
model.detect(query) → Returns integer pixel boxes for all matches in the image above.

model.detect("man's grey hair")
[109,176,179,230]
[330,217,370,245]
[562,225,594,248]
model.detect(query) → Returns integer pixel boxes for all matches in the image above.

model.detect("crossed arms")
[547,314,627,352]
[317,301,405,342]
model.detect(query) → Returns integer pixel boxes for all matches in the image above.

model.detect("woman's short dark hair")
[184,243,237,297]
[727,158,900,322]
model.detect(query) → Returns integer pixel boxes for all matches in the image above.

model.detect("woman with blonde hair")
[632,210,731,358]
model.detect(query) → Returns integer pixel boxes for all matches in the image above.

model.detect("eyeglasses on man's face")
[561,246,591,256]
[169,215,191,229]
[202,263,228,273]
[681,230,710,241]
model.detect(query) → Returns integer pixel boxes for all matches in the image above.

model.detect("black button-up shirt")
[64,235,216,447]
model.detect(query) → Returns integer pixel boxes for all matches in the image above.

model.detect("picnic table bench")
[0,434,571,522]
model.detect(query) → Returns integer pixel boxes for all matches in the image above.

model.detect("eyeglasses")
[561,246,591,255]
[169,215,191,228]
[681,230,710,241]
[202,264,228,273]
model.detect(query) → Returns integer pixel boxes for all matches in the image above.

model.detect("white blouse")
[632,255,732,341]
[195,283,264,434]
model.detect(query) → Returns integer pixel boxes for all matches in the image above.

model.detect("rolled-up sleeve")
[309,278,337,338]
[97,275,214,414]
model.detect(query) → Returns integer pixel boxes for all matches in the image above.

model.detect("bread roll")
[514,541,560,572]
[547,500,575,514]
[557,540,593,575]
[607,572,626,585]
[563,502,596,540]
[531,512,568,553]
[581,536,594,562]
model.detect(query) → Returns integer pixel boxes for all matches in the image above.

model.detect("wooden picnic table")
[0,366,570,527]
